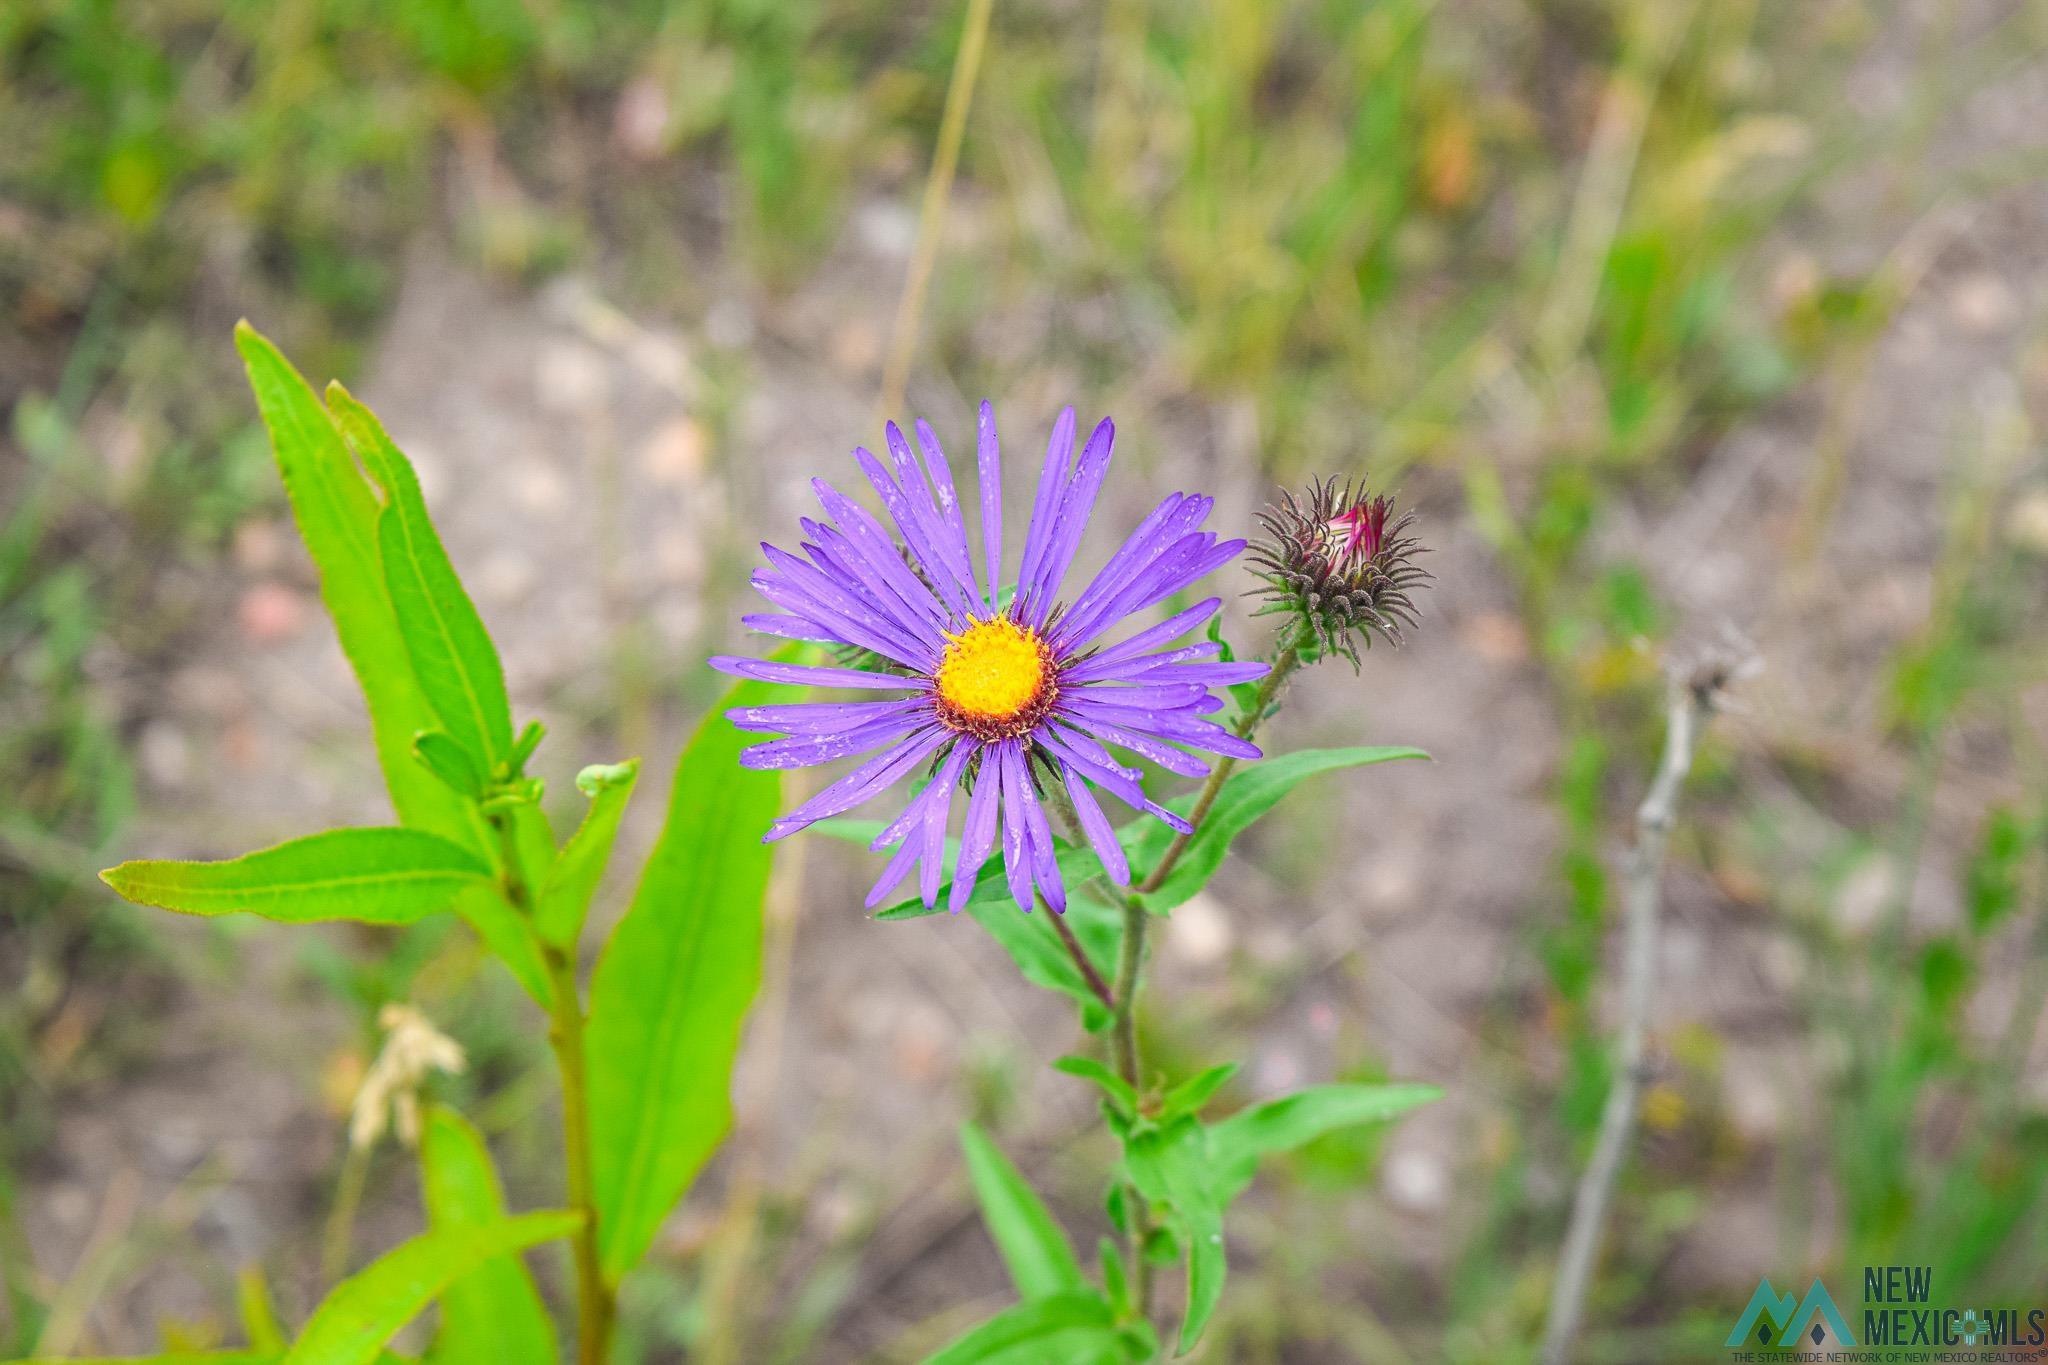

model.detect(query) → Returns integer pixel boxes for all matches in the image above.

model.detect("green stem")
[1104,623,1312,1322]
[1109,890,1154,1314]
[546,946,612,1365]
[1137,629,1306,896]
[492,811,612,1365]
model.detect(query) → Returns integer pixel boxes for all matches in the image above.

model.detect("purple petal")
[810,478,950,629]
[886,423,979,605]
[739,712,929,769]
[996,742,1036,911]
[712,656,920,691]
[1051,498,1213,649]
[1063,598,1222,681]
[1060,712,1211,778]
[1061,534,1248,653]
[1064,681,1214,711]
[952,753,1002,913]
[756,545,939,668]
[919,741,973,908]
[976,401,1002,610]
[914,419,979,602]
[1016,765,1065,913]
[865,835,924,908]
[741,613,841,644]
[1013,407,1075,614]
[1020,416,1114,627]
[1068,703,1263,760]
[1117,660,1270,686]
[1061,764,1130,887]
[766,727,950,840]
[857,440,977,619]
[1106,641,1222,672]
[729,698,928,734]
[1038,726,1195,835]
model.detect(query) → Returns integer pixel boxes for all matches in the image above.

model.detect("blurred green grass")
[4,0,2047,1359]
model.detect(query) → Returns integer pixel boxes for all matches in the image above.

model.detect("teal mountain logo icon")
[1726,1278,1859,1349]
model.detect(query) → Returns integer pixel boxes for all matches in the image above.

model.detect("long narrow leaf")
[233,325,479,851]
[958,1123,1086,1300]
[1208,1082,1442,1199]
[534,761,640,949]
[451,885,553,1008]
[327,383,513,769]
[418,1108,558,1365]
[1137,746,1429,911]
[282,1210,578,1365]
[925,1292,1141,1365]
[101,828,489,924]
[1120,1121,1227,1355]
[584,682,780,1282]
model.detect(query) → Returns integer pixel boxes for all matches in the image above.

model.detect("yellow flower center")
[934,617,1051,723]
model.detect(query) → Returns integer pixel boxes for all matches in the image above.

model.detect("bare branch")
[1539,635,1754,1364]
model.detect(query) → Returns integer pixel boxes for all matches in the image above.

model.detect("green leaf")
[1207,1082,1442,1200]
[233,324,479,852]
[451,885,552,1008]
[411,731,484,799]
[585,684,779,1283]
[5,1356,280,1364]
[327,382,513,770]
[534,760,641,949]
[1052,1056,1137,1116]
[1160,1063,1240,1121]
[282,1210,579,1365]
[101,828,490,924]
[959,1123,1086,1300]
[1121,1119,1226,1355]
[1134,746,1429,912]
[237,1266,288,1351]
[925,1292,1145,1365]
[1964,805,2034,934]
[966,894,1119,1031]
[418,1107,558,1365]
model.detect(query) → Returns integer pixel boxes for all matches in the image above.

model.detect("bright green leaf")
[959,1123,1086,1300]
[101,828,490,924]
[534,760,641,949]
[451,885,552,1008]
[6,1355,278,1364]
[965,894,1119,1031]
[233,324,480,852]
[411,731,484,799]
[1207,1082,1442,1200]
[585,684,779,1283]
[1133,746,1429,912]
[237,1266,287,1351]
[418,1107,557,1365]
[1052,1056,1137,1115]
[1160,1063,1240,1121]
[327,383,513,770]
[925,1291,1143,1365]
[282,1210,579,1365]
[1121,1120,1226,1355]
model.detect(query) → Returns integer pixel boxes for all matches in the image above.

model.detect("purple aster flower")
[711,404,1269,914]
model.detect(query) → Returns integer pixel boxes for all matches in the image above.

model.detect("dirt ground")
[21,16,2048,1356]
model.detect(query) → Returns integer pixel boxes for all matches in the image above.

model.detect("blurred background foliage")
[3,0,2048,1360]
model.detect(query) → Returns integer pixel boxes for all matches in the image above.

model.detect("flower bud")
[1249,478,1428,667]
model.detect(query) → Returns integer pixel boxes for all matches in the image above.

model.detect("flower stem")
[545,945,613,1365]
[1137,628,1307,896]
[492,811,612,1365]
